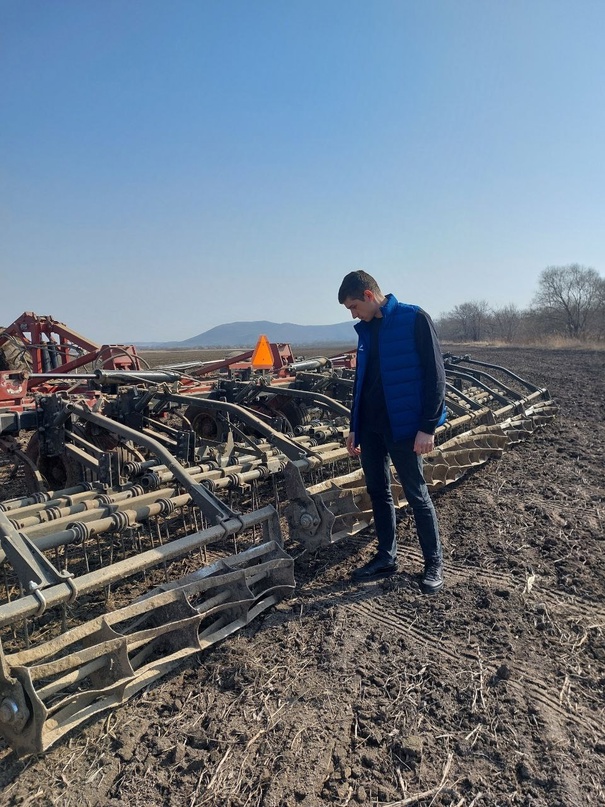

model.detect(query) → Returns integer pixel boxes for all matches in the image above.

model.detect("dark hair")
[338,270,382,303]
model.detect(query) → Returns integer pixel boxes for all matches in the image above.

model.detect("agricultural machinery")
[0,312,557,756]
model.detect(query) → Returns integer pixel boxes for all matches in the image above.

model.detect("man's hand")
[414,430,435,455]
[346,432,361,457]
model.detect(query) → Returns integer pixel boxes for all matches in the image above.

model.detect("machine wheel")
[184,406,226,442]
[261,397,311,433]
[24,432,84,492]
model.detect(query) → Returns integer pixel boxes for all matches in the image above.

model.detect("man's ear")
[363,289,374,302]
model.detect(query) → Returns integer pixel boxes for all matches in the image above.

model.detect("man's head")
[338,270,386,321]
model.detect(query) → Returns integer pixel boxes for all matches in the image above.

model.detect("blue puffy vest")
[351,294,445,443]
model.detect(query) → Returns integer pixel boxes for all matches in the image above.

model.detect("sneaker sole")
[421,581,443,595]
[352,567,398,583]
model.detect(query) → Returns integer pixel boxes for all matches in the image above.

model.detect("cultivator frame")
[0,313,557,756]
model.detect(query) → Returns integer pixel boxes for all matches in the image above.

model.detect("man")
[338,270,446,594]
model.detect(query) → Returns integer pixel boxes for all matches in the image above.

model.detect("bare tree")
[532,264,605,340]
[449,300,491,342]
[491,303,522,343]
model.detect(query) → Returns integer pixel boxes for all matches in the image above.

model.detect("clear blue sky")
[2,0,604,342]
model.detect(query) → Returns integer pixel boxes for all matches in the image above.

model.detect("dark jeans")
[359,429,442,567]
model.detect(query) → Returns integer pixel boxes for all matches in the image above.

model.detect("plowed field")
[1,346,603,807]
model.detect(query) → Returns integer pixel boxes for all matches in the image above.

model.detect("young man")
[338,270,446,594]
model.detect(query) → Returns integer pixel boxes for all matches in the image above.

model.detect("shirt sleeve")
[350,366,358,428]
[414,309,446,434]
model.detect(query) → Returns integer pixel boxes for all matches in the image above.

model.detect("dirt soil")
[1,346,604,807]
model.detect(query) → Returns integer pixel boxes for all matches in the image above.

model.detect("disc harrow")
[0,314,557,756]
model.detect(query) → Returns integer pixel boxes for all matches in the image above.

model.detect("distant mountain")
[174,320,357,347]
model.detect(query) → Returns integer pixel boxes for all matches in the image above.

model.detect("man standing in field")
[338,270,446,594]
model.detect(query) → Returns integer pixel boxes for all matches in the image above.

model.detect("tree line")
[435,264,605,343]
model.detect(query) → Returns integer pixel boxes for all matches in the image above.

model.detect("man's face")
[342,291,379,322]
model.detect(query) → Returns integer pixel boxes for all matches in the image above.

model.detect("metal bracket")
[281,462,335,551]
[0,511,75,594]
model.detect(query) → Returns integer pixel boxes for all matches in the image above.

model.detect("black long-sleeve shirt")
[355,308,446,437]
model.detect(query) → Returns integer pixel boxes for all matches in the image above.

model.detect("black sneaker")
[421,561,443,595]
[352,556,398,582]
